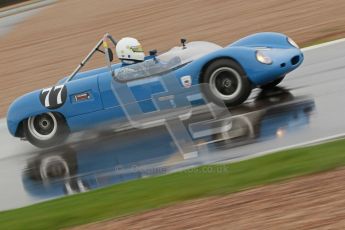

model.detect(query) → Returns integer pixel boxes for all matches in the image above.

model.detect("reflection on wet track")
[22,87,315,199]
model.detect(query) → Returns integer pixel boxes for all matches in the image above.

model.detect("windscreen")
[114,56,182,82]
[158,41,222,64]
[114,41,222,82]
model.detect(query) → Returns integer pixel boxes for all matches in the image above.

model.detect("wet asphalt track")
[1,13,345,211]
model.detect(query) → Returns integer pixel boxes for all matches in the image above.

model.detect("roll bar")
[67,33,117,82]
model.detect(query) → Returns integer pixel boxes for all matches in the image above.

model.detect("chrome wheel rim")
[28,112,57,141]
[209,67,242,100]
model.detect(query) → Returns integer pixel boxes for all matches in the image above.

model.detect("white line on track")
[218,133,345,165]
[301,38,345,52]
[0,0,56,18]
[0,119,6,129]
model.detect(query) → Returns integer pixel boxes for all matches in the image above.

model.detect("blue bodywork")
[7,32,303,137]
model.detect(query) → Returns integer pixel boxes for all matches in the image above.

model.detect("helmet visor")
[130,45,144,53]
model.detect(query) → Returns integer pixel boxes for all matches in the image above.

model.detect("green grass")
[1,139,345,229]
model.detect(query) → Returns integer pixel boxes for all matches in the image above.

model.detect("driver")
[115,37,145,65]
[114,37,176,81]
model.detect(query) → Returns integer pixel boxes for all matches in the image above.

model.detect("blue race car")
[7,32,303,148]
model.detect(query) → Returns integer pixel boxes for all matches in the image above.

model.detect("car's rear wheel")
[260,75,285,90]
[23,112,69,148]
[201,59,252,107]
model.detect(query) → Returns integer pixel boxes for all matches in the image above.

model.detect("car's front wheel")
[23,112,69,148]
[201,59,252,107]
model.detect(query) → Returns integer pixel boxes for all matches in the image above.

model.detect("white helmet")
[116,37,145,62]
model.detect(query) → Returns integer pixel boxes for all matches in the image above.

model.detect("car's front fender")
[228,32,294,49]
[7,90,50,137]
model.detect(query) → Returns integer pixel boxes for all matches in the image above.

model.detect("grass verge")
[1,138,345,229]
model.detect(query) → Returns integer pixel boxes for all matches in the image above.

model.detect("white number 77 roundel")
[39,85,67,109]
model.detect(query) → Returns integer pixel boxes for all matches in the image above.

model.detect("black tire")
[201,59,252,107]
[23,112,69,148]
[260,75,285,90]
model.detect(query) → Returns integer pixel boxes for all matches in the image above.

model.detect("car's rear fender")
[7,75,104,137]
[7,90,52,137]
